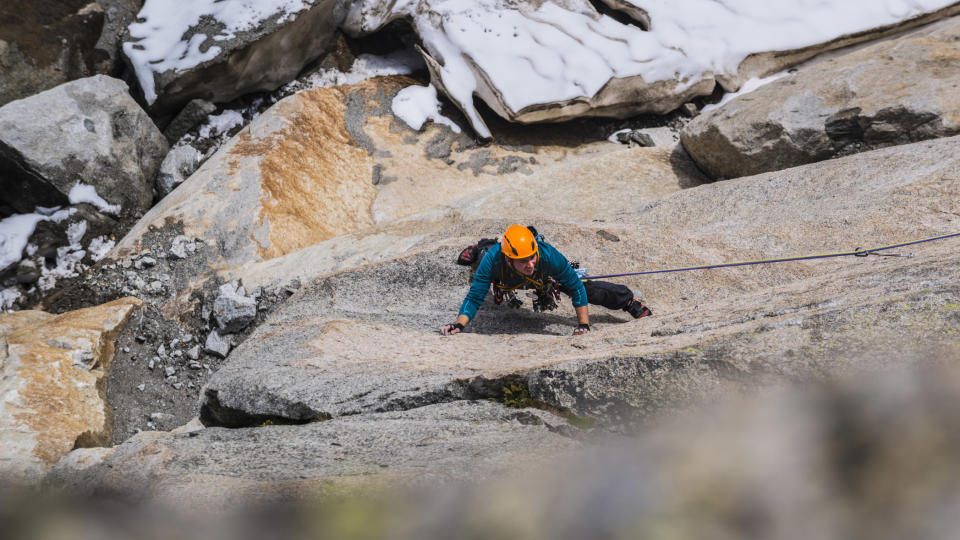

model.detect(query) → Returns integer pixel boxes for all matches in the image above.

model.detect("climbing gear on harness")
[531,277,561,312]
[625,299,652,319]
[581,232,960,280]
[501,225,538,259]
[493,285,524,309]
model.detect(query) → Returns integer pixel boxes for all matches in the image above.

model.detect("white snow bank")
[124,0,313,104]
[69,183,122,216]
[0,287,21,311]
[392,84,462,133]
[344,0,958,137]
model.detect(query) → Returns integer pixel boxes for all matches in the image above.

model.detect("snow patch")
[392,84,462,133]
[701,71,790,113]
[87,237,115,263]
[283,48,426,93]
[198,110,246,139]
[0,213,50,271]
[0,287,21,311]
[69,183,121,216]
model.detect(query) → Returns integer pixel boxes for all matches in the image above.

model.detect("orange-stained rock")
[0,297,142,484]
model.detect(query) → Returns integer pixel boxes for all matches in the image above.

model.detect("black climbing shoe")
[625,299,652,319]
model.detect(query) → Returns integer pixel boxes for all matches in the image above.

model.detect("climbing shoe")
[625,299,652,319]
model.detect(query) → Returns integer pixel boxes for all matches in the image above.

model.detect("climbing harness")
[580,232,960,280]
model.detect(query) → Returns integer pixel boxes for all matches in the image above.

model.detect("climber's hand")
[441,323,464,336]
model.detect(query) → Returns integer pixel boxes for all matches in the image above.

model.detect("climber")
[440,225,651,336]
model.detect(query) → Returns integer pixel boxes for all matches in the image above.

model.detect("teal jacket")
[458,241,587,319]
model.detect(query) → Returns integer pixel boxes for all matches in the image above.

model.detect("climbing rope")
[581,232,960,280]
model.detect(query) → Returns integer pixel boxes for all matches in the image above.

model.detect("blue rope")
[582,232,960,280]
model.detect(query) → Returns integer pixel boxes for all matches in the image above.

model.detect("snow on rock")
[0,208,74,273]
[343,0,960,137]
[700,71,789,113]
[282,48,426,94]
[392,84,462,133]
[68,184,122,216]
[197,110,246,139]
[122,0,347,112]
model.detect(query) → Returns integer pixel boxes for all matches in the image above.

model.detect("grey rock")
[167,235,195,260]
[134,256,156,269]
[679,102,699,117]
[0,75,168,215]
[46,401,580,508]
[123,0,348,114]
[164,366,175,377]
[212,282,257,334]
[155,144,203,200]
[204,330,231,358]
[161,99,217,144]
[681,16,960,180]
[0,2,122,108]
[616,130,655,147]
[186,346,200,361]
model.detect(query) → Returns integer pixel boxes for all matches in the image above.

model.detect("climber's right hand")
[440,322,464,336]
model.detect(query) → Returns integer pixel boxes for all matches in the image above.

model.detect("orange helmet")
[501,225,538,259]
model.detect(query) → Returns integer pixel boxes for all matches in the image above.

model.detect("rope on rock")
[581,232,960,280]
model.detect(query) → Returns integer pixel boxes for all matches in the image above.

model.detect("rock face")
[0,1,139,108]
[107,75,705,316]
[0,297,142,484]
[0,75,168,215]
[47,401,580,508]
[122,0,347,113]
[343,0,960,137]
[198,134,960,428]
[681,16,960,180]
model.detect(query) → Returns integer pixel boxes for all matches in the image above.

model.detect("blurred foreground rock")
[47,400,579,508]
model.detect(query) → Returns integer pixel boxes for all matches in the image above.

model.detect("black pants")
[560,280,634,311]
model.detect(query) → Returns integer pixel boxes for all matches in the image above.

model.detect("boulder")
[199,135,960,427]
[0,1,141,107]
[155,144,202,200]
[0,1,101,107]
[212,282,256,334]
[0,75,168,216]
[106,75,705,318]
[0,297,142,485]
[122,0,348,113]
[343,0,960,137]
[681,16,960,180]
[46,401,580,508]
